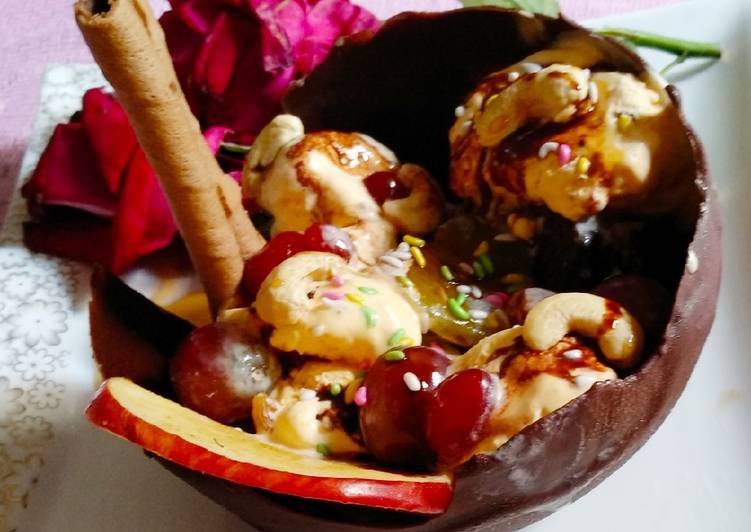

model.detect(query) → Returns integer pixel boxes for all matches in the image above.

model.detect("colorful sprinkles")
[410,246,427,268]
[471,285,483,299]
[403,372,422,392]
[440,265,454,281]
[329,383,342,396]
[557,143,572,166]
[347,293,365,305]
[502,273,529,285]
[380,254,404,269]
[447,297,470,321]
[316,443,332,456]
[354,386,368,406]
[458,262,474,275]
[588,81,599,104]
[479,254,494,275]
[384,350,406,361]
[473,241,489,257]
[520,62,542,74]
[391,248,412,261]
[322,291,344,300]
[358,286,379,295]
[618,113,633,131]
[361,306,378,328]
[508,215,537,240]
[397,275,414,288]
[485,292,509,308]
[538,141,559,159]
[403,234,426,247]
[388,328,407,346]
[472,260,486,280]
[494,233,517,242]
[577,156,592,174]
[469,309,489,321]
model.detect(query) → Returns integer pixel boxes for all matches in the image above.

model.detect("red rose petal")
[205,41,295,144]
[228,169,242,183]
[23,217,113,266]
[81,88,138,194]
[203,125,231,153]
[21,122,118,219]
[176,0,222,34]
[110,147,177,273]
[160,10,207,119]
[204,13,242,96]
[108,125,226,273]
[251,0,299,73]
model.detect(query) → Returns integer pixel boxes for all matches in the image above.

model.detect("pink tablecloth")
[0,0,679,225]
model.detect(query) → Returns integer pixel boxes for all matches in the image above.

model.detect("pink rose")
[161,0,380,143]
[22,89,228,273]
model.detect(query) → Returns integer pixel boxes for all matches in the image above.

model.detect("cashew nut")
[522,292,643,369]
[245,114,304,173]
[451,326,524,373]
[243,114,305,201]
[254,252,422,364]
[474,64,591,148]
[382,164,445,235]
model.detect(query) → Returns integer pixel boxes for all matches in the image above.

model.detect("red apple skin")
[86,378,453,515]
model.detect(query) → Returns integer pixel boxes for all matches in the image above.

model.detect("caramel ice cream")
[244,115,444,264]
[451,62,685,222]
[451,326,616,457]
[252,361,363,454]
[255,252,422,364]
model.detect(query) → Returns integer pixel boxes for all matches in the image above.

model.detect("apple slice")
[86,377,453,514]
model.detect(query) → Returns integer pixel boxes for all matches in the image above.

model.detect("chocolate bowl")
[90,6,720,532]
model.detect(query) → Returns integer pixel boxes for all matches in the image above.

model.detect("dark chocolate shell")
[155,7,720,531]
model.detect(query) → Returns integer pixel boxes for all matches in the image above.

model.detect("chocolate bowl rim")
[152,7,721,532]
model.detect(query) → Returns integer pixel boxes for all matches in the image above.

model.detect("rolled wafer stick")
[75,0,265,315]
[218,174,263,261]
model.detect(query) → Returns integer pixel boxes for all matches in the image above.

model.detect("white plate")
[2,0,750,530]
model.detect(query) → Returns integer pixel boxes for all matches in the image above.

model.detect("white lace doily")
[0,64,106,532]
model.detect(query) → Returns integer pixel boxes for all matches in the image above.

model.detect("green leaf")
[220,141,251,154]
[460,0,560,18]
[596,28,721,58]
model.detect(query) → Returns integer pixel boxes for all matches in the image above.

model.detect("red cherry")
[359,346,449,470]
[170,322,280,424]
[303,224,355,260]
[426,369,499,467]
[243,231,308,294]
[364,170,410,205]
[243,224,354,295]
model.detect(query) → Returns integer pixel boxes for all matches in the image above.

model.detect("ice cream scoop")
[254,252,423,364]
[244,116,444,264]
[450,62,690,223]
